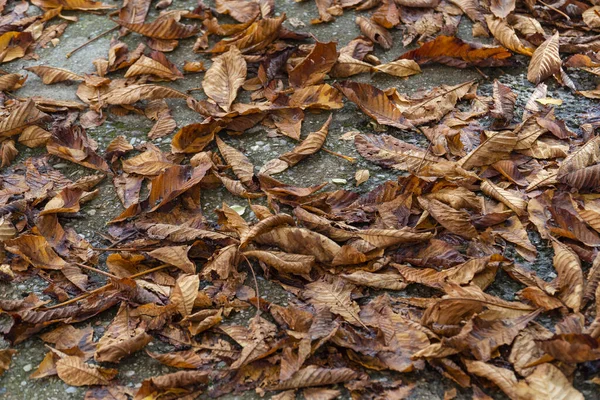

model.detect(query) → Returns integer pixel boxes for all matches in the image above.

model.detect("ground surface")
[1,0,600,399]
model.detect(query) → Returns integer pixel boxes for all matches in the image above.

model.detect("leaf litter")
[2,0,600,399]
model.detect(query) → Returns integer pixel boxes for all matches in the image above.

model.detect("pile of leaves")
[3,0,600,398]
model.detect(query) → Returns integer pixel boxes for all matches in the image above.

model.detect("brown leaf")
[40,187,85,215]
[216,136,257,190]
[268,365,358,390]
[304,278,365,327]
[47,125,110,172]
[171,119,223,154]
[203,46,247,112]
[95,305,152,363]
[341,270,407,290]
[356,16,392,50]
[485,16,534,56]
[278,114,332,167]
[355,134,464,179]
[464,360,518,398]
[557,136,600,190]
[0,73,26,91]
[31,0,115,10]
[552,239,584,312]
[0,32,34,63]
[124,55,182,81]
[5,234,67,270]
[330,53,374,78]
[527,32,561,84]
[458,130,517,170]
[537,333,600,363]
[170,274,200,316]
[419,198,478,239]
[289,41,337,88]
[481,179,527,216]
[243,250,314,275]
[490,0,515,19]
[398,35,512,68]
[100,84,187,105]
[210,15,285,54]
[336,82,412,129]
[147,246,195,274]
[115,16,199,40]
[56,355,118,386]
[490,80,517,122]
[0,349,16,377]
[25,66,83,84]
[0,139,17,167]
[515,363,584,400]
[374,59,421,77]
[0,99,48,138]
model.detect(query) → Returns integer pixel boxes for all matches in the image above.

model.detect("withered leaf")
[355,16,392,50]
[0,349,16,376]
[527,32,561,84]
[552,239,584,312]
[216,136,257,190]
[0,100,48,138]
[458,130,517,170]
[336,81,412,129]
[268,365,358,390]
[115,16,199,40]
[304,278,365,327]
[398,36,512,68]
[148,246,195,274]
[203,46,247,112]
[100,84,187,105]
[56,355,118,386]
[289,40,337,88]
[32,0,115,10]
[278,114,332,167]
[490,80,517,122]
[171,274,200,317]
[25,66,83,85]
[374,59,421,77]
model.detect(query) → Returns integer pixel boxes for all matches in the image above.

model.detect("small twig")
[243,255,262,316]
[66,25,119,58]
[474,67,489,80]
[539,0,571,20]
[75,262,119,279]
[43,264,171,310]
[418,79,476,108]
[321,147,356,163]
[91,247,157,252]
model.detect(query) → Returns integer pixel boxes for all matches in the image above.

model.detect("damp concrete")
[1,0,600,399]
